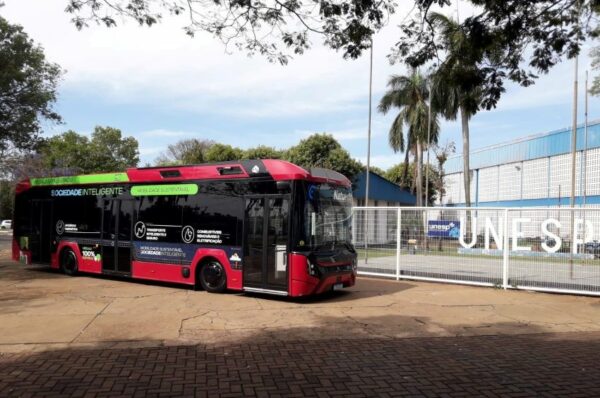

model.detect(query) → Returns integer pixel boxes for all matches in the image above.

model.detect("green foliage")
[204,143,244,162]
[379,70,440,151]
[41,126,139,174]
[368,166,386,177]
[591,4,600,96]
[0,181,13,220]
[40,130,89,173]
[65,0,393,64]
[378,70,440,206]
[0,16,62,151]
[393,1,595,110]
[287,133,362,179]
[155,139,215,165]
[243,145,284,160]
[385,163,438,205]
[429,13,482,120]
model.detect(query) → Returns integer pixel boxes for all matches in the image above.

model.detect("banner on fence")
[427,220,460,238]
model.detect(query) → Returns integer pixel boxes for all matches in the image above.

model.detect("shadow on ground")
[1,315,599,397]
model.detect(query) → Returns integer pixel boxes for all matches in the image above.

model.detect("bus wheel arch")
[195,257,227,293]
[60,247,79,276]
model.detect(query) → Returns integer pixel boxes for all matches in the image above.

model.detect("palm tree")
[378,70,440,206]
[429,12,483,208]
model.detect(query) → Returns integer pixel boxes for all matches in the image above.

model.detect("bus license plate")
[333,283,344,291]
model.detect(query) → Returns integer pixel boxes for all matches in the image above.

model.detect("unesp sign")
[457,216,594,254]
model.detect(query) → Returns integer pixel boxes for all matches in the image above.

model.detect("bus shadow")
[243,277,415,304]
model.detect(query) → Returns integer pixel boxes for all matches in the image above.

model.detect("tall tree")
[204,143,244,162]
[0,15,62,152]
[386,163,438,205]
[286,133,362,179]
[243,145,284,160]
[0,181,12,221]
[40,130,89,173]
[41,127,139,174]
[155,138,215,165]
[87,126,140,172]
[432,141,456,205]
[428,13,482,208]
[378,70,440,206]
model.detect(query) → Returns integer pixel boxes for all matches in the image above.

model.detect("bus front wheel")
[198,259,227,293]
[60,248,78,276]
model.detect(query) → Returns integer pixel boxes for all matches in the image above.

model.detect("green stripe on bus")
[130,184,198,196]
[30,173,130,186]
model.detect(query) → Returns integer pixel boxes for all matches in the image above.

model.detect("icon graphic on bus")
[56,220,65,235]
[182,225,195,243]
[134,221,146,239]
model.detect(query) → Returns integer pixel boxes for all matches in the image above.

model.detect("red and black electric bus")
[12,159,356,297]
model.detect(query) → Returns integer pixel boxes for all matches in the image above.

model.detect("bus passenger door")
[30,200,52,264]
[101,199,133,275]
[243,195,289,294]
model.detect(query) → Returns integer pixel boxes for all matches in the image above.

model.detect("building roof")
[446,120,600,174]
[352,171,416,205]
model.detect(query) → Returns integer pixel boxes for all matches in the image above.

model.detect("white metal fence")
[352,207,600,296]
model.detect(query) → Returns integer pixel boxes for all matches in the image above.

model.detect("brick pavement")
[2,332,600,397]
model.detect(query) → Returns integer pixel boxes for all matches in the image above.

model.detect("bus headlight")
[308,261,318,276]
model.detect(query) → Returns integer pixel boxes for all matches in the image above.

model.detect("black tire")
[198,259,227,293]
[61,248,78,276]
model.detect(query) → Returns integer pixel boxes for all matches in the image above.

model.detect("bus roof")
[17,159,351,193]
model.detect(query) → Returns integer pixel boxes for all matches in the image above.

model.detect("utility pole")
[583,70,589,207]
[569,55,578,275]
[570,55,578,208]
[364,38,373,264]
[425,83,432,207]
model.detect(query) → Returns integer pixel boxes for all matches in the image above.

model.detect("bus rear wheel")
[198,260,227,293]
[60,248,78,276]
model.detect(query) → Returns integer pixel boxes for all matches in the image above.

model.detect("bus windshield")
[305,183,353,250]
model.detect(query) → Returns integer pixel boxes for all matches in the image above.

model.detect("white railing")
[352,206,600,296]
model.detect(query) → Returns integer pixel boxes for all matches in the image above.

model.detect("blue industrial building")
[352,171,416,207]
[443,120,600,207]
[352,171,415,244]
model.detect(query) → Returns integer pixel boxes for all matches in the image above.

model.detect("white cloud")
[139,146,164,156]
[1,0,419,119]
[357,154,404,170]
[296,127,384,141]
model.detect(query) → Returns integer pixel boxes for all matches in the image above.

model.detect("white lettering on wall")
[541,218,562,253]
[484,217,503,250]
[459,217,477,249]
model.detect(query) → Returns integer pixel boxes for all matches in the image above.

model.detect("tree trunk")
[460,106,472,238]
[460,106,471,207]
[415,141,423,207]
[401,146,411,188]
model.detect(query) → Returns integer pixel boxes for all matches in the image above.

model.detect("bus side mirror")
[276,181,291,191]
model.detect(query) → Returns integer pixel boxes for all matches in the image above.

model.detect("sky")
[2,0,599,169]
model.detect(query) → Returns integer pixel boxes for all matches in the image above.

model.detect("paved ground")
[4,234,600,396]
